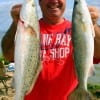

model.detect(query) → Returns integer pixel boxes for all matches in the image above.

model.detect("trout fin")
[81,21,87,33]
[68,88,92,100]
[91,24,95,37]
[88,64,95,77]
[14,31,18,44]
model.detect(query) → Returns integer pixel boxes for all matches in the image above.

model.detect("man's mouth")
[47,3,61,10]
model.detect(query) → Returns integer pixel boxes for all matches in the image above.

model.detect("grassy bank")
[88,84,100,99]
[0,54,9,65]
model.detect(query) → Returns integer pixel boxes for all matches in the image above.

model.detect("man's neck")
[42,17,64,25]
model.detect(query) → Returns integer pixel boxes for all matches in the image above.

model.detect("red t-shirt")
[24,18,78,100]
[93,58,100,64]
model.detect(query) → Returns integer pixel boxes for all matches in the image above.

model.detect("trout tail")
[14,95,24,100]
[68,88,92,100]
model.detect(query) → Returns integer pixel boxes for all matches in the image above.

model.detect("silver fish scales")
[14,0,41,100]
[69,0,95,100]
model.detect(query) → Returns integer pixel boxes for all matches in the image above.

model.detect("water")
[0,0,100,85]
[88,64,100,85]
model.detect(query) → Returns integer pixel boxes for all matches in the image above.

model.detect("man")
[1,0,100,100]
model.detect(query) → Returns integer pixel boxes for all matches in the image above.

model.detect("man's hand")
[88,6,99,25]
[11,4,22,25]
[88,6,100,59]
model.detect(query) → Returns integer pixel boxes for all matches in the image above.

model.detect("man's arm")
[1,4,21,62]
[1,22,17,62]
[94,24,100,59]
[88,6,100,59]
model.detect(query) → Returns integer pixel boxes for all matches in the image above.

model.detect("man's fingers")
[11,4,22,23]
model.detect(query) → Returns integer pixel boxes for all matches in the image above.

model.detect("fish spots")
[14,0,40,99]
[72,0,94,98]
[22,43,40,93]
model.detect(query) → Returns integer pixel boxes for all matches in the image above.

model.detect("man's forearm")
[94,24,100,58]
[1,22,17,62]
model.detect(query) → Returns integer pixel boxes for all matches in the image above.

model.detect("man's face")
[39,0,66,21]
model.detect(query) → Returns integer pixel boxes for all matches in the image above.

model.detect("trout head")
[20,0,36,27]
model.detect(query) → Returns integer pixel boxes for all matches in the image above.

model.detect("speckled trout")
[69,0,95,100]
[14,0,41,100]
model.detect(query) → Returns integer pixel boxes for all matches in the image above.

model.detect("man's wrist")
[94,23,100,41]
[97,17,100,26]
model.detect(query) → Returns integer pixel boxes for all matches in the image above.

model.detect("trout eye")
[75,1,78,5]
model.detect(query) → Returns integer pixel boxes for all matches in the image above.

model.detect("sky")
[0,0,100,29]
[0,0,100,53]
[0,0,100,31]
[0,0,74,42]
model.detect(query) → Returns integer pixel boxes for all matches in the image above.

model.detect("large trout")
[69,0,95,100]
[14,0,41,100]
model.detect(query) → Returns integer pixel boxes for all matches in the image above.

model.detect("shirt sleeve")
[93,57,100,64]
